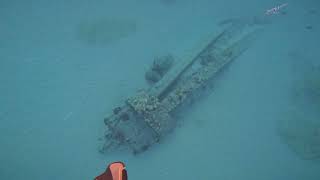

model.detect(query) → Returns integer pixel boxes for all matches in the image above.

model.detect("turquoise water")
[1,0,319,179]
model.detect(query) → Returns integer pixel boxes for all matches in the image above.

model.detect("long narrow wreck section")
[101,19,264,154]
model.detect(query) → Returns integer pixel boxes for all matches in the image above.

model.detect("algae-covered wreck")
[101,18,264,154]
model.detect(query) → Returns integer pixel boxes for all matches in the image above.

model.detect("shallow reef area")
[278,112,320,160]
[293,65,320,110]
[76,17,137,45]
[278,64,320,160]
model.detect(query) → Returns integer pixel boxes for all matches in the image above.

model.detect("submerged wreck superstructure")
[101,19,264,154]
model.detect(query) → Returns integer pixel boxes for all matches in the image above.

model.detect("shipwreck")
[101,17,264,154]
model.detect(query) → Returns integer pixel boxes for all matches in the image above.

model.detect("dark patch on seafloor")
[76,17,137,46]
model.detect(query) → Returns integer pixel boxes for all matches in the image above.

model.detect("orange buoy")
[95,162,127,180]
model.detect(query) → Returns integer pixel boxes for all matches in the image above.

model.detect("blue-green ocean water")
[1,0,319,179]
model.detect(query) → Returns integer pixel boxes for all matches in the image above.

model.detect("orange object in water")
[95,162,127,180]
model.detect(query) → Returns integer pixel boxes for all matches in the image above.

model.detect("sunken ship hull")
[101,20,263,154]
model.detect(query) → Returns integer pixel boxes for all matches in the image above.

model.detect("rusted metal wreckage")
[101,18,264,154]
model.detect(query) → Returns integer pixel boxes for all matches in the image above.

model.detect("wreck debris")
[145,54,174,84]
[145,70,162,84]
